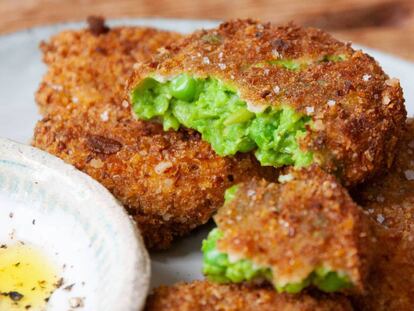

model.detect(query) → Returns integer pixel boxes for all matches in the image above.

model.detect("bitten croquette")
[203,166,373,293]
[129,19,406,186]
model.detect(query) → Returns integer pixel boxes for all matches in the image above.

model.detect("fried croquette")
[32,22,277,249]
[128,19,406,186]
[145,280,354,311]
[351,118,414,310]
[202,166,373,293]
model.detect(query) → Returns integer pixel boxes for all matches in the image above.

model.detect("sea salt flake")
[271,49,280,58]
[202,56,210,64]
[247,189,256,197]
[122,100,129,108]
[404,170,414,181]
[246,101,268,113]
[305,106,314,115]
[278,174,293,183]
[376,214,385,224]
[218,52,224,60]
[263,68,270,76]
[376,195,385,203]
[382,95,391,105]
[72,96,79,104]
[278,219,290,231]
[327,99,336,107]
[218,63,227,70]
[273,85,280,94]
[362,74,371,81]
[100,110,109,122]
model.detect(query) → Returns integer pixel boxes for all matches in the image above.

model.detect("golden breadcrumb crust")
[216,166,372,292]
[32,25,277,249]
[145,280,353,311]
[36,26,181,118]
[128,19,406,186]
[351,118,414,310]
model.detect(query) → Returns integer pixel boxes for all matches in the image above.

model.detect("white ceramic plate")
[0,18,413,290]
[0,138,150,311]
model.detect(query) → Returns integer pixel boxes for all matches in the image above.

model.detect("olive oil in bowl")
[0,243,60,310]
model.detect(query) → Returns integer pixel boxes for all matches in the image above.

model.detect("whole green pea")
[170,74,197,101]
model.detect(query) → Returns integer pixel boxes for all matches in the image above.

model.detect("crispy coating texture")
[351,118,414,310]
[129,19,406,186]
[145,280,353,311]
[32,25,277,249]
[215,166,372,292]
[36,26,181,118]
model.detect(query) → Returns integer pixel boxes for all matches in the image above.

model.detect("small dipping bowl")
[0,138,150,311]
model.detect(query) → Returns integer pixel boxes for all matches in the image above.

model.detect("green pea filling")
[202,229,353,293]
[202,229,272,284]
[320,54,347,63]
[131,75,313,168]
[254,55,347,70]
[254,59,303,70]
[224,185,239,204]
[268,59,302,70]
[313,267,352,293]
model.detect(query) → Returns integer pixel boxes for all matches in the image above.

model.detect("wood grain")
[0,0,413,60]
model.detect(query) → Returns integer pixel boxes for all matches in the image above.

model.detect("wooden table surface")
[0,0,413,61]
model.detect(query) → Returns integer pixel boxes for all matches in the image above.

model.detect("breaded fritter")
[32,23,276,249]
[351,118,414,310]
[145,280,353,311]
[203,166,373,293]
[128,19,406,186]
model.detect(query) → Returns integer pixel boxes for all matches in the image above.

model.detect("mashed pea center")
[131,74,312,167]
[202,228,352,293]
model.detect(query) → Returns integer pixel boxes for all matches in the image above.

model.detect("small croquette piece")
[351,118,414,310]
[144,280,354,311]
[32,23,277,249]
[202,166,373,293]
[128,19,406,186]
